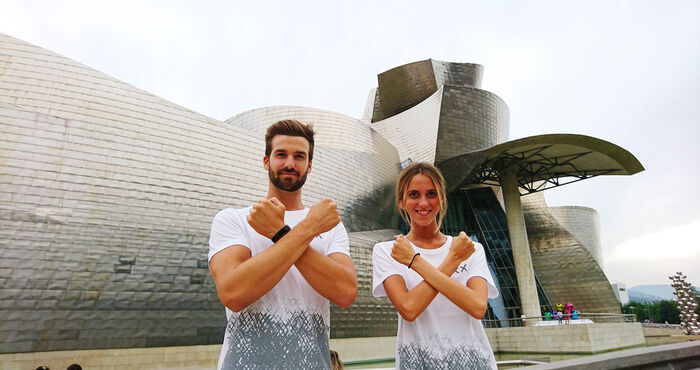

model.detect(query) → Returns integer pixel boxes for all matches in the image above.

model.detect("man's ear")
[263,156,270,171]
[307,160,312,174]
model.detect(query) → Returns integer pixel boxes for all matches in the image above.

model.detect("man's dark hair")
[67,365,82,370]
[265,119,315,161]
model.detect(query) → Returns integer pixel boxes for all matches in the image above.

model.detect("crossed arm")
[383,233,489,321]
[209,198,357,312]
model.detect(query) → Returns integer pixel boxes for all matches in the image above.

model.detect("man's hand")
[391,235,416,266]
[304,198,340,235]
[247,197,286,239]
[448,231,475,264]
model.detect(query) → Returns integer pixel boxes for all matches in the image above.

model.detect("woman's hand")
[448,231,475,264]
[391,234,416,266]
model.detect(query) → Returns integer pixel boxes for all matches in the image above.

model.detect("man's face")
[264,135,312,192]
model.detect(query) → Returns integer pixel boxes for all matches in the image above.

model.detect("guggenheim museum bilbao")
[0,33,643,353]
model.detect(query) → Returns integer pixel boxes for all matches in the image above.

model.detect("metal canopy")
[436,134,644,194]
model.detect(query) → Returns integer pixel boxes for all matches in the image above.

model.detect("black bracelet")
[271,225,291,243]
[408,253,420,269]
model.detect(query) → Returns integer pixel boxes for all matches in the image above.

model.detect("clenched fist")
[449,231,475,263]
[247,197,286,239]
[391,235,416,266]
[305,198,340,235]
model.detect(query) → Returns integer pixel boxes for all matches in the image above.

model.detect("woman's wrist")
[407,253,420,269]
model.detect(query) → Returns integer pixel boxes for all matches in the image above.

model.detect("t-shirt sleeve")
[208,208,250,262]
[326,221,350,257]
[467,243,499,299]
[372,242,402,297]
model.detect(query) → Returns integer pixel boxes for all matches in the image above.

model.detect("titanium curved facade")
[549,206,603,268]
[335,229,400,338]
[0,33,642,354]
[371,88,443,163]
[0,33,401,353]
[371,59,482,122]
[434,85,509,161]
[370,60,509,164]
[225,106,401,232]
[520,193,616,313]
[365,59,633,321]
[431,60,483,88]
[1,33,250,352]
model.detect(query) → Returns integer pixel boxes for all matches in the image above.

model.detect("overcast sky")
[2,0,699,288]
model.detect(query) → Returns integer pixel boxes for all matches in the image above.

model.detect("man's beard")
[269,167,308,192]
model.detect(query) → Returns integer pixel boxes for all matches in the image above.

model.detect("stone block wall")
[486,323,645,353]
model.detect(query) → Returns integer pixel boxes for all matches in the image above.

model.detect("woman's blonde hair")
[396,162,448,229]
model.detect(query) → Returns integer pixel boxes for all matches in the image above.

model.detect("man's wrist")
[295,218,320,240]
[271,225,291,243]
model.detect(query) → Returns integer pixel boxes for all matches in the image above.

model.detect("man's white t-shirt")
[372,236,499,370]
[209,206,350,370]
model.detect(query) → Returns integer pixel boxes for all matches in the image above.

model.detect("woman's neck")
[406,222,446,249]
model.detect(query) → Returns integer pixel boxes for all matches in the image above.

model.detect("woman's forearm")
[410,256,488,319]
[384,253,463,321]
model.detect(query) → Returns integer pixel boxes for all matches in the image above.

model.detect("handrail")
[496,359,547,365]
[482,312,636,327]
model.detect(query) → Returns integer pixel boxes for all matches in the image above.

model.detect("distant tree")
[654,300,680,324]
[623,302,652,322]
[622,301,680,323]
[691,286,700,315]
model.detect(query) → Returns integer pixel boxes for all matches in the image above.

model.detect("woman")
[372,162,499,369]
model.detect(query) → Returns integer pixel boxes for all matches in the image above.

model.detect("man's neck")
[266,184,305,211]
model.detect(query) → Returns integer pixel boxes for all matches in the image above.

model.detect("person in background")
[556,310,564,325]
[372,162,499,369]
[330,350,344,370]
[564,303,574,324]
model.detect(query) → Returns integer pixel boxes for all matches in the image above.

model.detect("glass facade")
[442,187,551,327]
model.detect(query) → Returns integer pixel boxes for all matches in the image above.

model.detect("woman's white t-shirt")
[372,236,499,369]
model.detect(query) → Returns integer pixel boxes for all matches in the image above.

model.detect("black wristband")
[271,225,291,243]
[408,253,420,269]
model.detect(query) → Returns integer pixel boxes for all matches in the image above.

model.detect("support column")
[501,171,541,325]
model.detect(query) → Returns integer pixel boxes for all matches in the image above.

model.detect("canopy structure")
[437,134,645,194]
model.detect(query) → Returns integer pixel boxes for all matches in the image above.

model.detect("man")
[208,119,357,369]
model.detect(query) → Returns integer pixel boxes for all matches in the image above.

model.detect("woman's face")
[400,173,441,228]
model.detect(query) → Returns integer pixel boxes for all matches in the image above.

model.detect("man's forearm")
[215,221,317,312]
[294,248,357,308]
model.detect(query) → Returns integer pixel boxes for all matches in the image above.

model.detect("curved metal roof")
[436,134,644,194]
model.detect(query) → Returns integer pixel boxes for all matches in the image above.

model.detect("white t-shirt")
[372,236,499,370]
[209,206,350,370]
